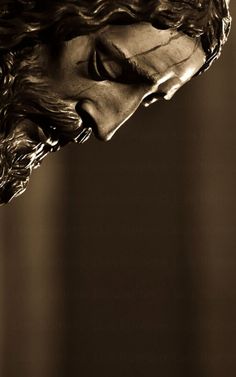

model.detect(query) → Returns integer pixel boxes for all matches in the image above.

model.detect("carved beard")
[0,50,92,204]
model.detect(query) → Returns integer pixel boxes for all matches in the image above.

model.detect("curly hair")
[0,0,231,204]
[0,0,231,70]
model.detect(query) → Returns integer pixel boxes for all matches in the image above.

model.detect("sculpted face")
[0,1,231,203]
[44,22,206,141]
[0,21,208,204]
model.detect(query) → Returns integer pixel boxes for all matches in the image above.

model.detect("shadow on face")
[0,21,206,204]
[45,22,206,141]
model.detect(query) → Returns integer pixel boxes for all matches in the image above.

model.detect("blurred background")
[0,5,235,377]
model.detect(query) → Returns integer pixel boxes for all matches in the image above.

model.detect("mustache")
[13,79,93,146]
[0,72,93,204]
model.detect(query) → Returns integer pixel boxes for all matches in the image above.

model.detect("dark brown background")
[0,5,235,377]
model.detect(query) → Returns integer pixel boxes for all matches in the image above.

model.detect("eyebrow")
[95,37,158,86]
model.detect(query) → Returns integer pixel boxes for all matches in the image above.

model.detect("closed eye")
[89,38,156,85]
[89,49,124,82]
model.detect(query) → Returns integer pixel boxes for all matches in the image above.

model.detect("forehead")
[97,22,206,86]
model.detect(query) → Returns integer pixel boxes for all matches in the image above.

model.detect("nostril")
[75,102,113,141]
[75,103,97,133]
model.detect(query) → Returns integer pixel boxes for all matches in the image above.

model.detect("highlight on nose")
[76,101,120,142]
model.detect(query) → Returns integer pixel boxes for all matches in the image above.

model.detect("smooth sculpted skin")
[46,24,206,141]
[0,0,231,204]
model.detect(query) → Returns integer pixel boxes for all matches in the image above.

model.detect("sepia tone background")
[0,6,235,377]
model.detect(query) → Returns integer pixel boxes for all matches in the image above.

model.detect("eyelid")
[91,47,138,84]
[96,49,123,81]
[95,39,156,85]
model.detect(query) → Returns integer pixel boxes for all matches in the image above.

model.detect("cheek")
[84,81,147,113]
[50,64,97,100]
[49,35,95,96]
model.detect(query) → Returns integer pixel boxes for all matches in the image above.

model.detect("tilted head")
[0,0,231,204]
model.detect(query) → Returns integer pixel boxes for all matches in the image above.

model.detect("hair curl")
[0,0,231,204]
[0,0,231,70]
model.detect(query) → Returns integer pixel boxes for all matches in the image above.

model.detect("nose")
[78,84,148,141]
[75,104,98,133]
[78,101,120,141]
[81,101,137,141]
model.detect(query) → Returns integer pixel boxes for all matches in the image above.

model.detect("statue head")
[0,0,231,204]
